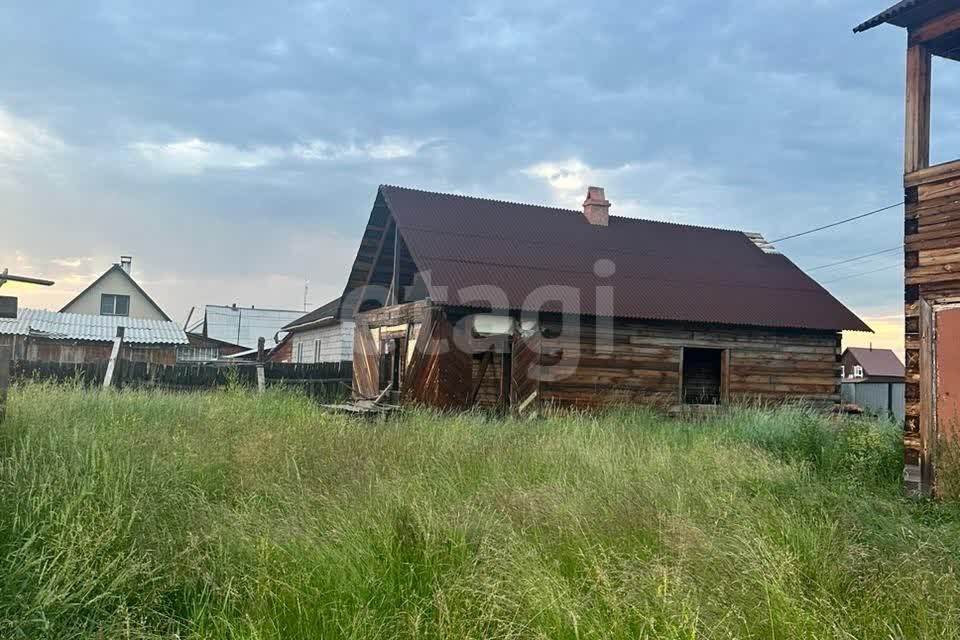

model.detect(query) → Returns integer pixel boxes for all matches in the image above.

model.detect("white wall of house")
[61,269,167,320]
[289,321,354,363]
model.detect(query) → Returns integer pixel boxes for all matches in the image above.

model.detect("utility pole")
[0,267,55,422]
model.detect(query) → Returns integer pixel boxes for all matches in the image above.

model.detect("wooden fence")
[8,360,353,400]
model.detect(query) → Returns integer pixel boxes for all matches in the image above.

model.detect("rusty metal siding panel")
[375,186,868,333]
[936,307,960,440]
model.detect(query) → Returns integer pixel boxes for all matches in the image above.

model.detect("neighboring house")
[0,308,188,365]
[177,332,249,362]
[280,297,354,364]
[841,347,905,383]
[342,185,869,410]
[60,256,171,321]
[187,304,304,350]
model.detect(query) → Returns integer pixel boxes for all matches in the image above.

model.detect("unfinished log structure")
[341,185,869,413]
[856,0,960,495]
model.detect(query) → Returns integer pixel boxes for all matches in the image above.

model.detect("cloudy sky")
[3,0,957,355]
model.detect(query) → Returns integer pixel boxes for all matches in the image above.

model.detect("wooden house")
[338,185,869,412]
[60,256,171,321]
[0,308,188,365]
[855,0,960,494]
[279,297,354,364]
[841,347,905,383]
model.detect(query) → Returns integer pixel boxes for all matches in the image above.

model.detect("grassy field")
[2,383,960,639]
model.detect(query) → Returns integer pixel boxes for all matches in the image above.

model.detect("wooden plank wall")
[537,317,840,409]
[510,329,542,414]
[0,336,178,366]
[904,160,960,493]
[353,300,434,402]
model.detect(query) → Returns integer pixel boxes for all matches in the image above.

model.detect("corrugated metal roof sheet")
[853,0,949,32]
[0,308,189,344]
[846,347,905,377]
[369,185,870,332]
[282,297,344,331]
[202,305,304,348]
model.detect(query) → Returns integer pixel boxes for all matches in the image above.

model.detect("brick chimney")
[119,256,132,274]
[582,186,610,226]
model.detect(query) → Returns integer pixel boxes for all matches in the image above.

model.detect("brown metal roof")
[354,185,870,332]
[282,297,345,331]
[845,347,905,378]
[854,0,955,32]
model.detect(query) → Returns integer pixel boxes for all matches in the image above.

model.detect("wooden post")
[102,326,125,389]
[0,345,10,423]
[905,44,932,175]
[256,336,266,394]
[256,365,266,394]
[920,299,935,496]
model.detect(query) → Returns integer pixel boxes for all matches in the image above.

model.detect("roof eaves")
[853,0,933,32]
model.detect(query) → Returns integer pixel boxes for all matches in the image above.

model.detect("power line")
[770,201,904,243]
[806,245,904,272]
[820,261,903,284]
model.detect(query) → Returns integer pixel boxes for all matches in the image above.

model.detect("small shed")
[0,308,188,365]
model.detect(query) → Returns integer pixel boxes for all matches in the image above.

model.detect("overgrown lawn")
[1,382,958,639]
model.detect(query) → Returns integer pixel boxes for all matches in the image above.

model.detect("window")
[100,294,130,316]
[314,338,322,363]
[682,348,724,405]
[853,365,864,379]
[840,365,846,379]
[296,343,304,363]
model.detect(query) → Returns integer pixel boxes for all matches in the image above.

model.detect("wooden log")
[0,345,9,423]
[904,44,932,175]
[102,326,125,389]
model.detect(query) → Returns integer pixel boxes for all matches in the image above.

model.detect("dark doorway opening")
[682,348,723,405]
[379,336,405,402]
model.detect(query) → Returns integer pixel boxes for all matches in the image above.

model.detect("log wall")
[904,159,960,493]
[353,304,841,412]
[537,317,840,409]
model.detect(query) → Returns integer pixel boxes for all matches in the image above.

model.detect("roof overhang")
[855,0,958,33]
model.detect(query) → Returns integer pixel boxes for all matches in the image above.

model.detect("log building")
[340,185,869,412]
[856,0,960,495]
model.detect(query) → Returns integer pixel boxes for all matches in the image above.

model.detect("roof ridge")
[379,184,753,236]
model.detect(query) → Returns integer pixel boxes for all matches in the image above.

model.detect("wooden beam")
[389,223,400,306]
[919,298,935,496]
[0,345,9,423]
[909,8,960,46]
[469,349,493,405]
[102,326,125,389]
[905,44,932,175]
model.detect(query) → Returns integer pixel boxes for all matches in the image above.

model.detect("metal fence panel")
[841,382,905,422]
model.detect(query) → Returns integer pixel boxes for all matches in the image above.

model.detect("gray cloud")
[0,0,951,340]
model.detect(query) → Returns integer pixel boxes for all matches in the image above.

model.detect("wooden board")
[936,307,960,441]
[352,323,379,399]
[511,328,542,414]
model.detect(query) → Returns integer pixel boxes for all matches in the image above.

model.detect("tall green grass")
[1,382,959,639]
